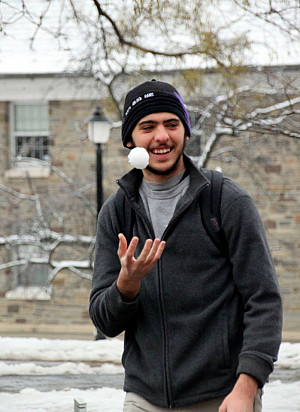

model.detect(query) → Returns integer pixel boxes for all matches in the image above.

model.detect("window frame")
[9,101,50,167]
[5,242,52,301]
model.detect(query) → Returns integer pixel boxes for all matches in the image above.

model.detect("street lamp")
[88,106,110,341]
[88,106,110,216]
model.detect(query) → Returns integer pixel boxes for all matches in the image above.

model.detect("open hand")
[116,234,166,300]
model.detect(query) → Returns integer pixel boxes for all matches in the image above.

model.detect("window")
[6,102,50,178]
[16,244,49,287]
[16,135,49,160]
[5,244,51,301]
[11,102,49,162]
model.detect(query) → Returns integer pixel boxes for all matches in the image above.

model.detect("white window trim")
[5,286,52,301]
[5,165,51,178]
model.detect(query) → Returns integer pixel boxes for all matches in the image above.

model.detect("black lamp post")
[88,106,110,341]
[88,106,110,216]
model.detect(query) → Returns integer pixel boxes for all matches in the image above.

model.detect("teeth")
[153,148,170,154]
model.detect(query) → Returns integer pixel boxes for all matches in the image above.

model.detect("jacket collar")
[117,153,210,202]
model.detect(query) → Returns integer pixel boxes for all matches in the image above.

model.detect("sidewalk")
[0,322,299,342]
[0,322,125,341]
[0,322,95,340]
[282,331,300,343]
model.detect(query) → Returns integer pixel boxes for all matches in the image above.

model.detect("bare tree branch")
[232,0,300,41]
[189,88,300,168]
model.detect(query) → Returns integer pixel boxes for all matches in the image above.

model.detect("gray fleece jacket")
[89,155,282,408]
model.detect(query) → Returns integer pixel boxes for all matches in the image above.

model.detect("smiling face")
[128,112,188,182]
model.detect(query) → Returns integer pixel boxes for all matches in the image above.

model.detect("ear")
[126,140,134,148]
[185,135,190,141]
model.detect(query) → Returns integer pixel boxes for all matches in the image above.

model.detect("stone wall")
[0,99,104,338]
[0,270,94,339]
[0,102,9,171]
[206,134,299,340]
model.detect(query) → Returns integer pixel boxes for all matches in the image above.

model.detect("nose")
[154,125,169,143]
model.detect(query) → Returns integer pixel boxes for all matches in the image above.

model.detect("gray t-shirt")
[139,170,190,239]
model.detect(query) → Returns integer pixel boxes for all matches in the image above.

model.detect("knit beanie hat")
[122,79,191,148]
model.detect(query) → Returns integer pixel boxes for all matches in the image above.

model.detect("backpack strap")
[200,169,227,255]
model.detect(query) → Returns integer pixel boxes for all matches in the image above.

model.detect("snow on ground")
[0,336,123,363]
[0,337,299,372]
[0,337,299,411]
[0,381,299,412]
[276,342,300,369]
[0,361,123,376]
[263,380,300,412]
[0,387,126,412]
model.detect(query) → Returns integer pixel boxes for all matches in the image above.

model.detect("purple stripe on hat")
[174,92,191,133]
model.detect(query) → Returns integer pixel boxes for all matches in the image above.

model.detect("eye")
[142,125,154,131]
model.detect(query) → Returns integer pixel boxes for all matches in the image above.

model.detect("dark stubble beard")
[146,139,186,176]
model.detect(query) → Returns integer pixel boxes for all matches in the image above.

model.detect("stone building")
[0,68,299,340]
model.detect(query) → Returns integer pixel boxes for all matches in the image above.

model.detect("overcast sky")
[0,0,299,74]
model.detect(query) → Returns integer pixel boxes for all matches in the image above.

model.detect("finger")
[150,239,166,262]
[155,240,166,260]
[117,233,128,258]
[218,399,227,412]
[137,239,154,262]
[126,237,140,261]
[146,238,163,261]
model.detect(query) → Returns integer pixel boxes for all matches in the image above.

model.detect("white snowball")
[128,147,149,169]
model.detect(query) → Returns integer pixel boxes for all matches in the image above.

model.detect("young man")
[89,80,282,411]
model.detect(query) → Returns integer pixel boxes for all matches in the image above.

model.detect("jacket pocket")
[122,333,134,367]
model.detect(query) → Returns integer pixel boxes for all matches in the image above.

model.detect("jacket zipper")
[130,205,173,406]
[118,178,210,408]
[121,200,173,406]
[158,181,210,408]
[157,257,173,408]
